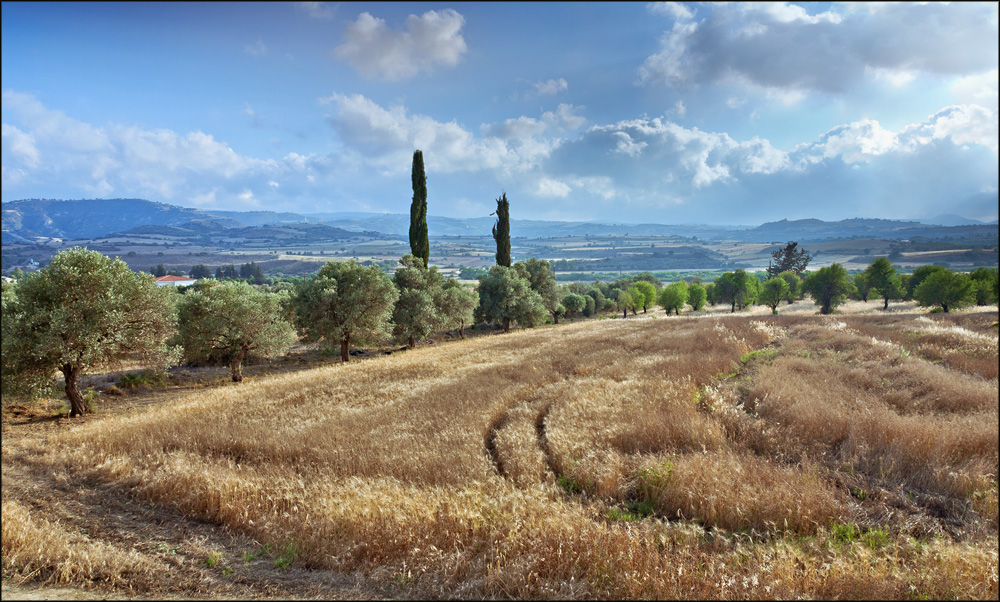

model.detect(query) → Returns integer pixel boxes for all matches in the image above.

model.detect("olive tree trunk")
[62,363,86,417]
[341,334,351,362]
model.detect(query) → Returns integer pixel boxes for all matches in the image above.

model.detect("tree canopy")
[174,280,296,382]
[2,247,178,416]
[714,270,759,312]
[476,265,546,332]
[658,281,688,315]
[767,242,811,277]
[293,260,398,362]
[759,277,790,315]
[392,254,444,348]
[913,269,975,313]
[864,257,903,310]
[804,263,854,314]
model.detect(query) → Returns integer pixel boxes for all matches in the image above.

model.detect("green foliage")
[476,265,546,332]
[152,263,167,277]
[392,254,443,347]
[174,280,296,382]
[864,257,903,309]
[969,267,999,305]
[189,264,213,279]
[852,272,871,302]
[906,265,948,300]
[913,269,975,313]
[239,262,265,285]
[293,260,398,361]
[714,269,759,312]
[515,258,561,320]
[703,282,716,306]
[759,277,790,314]
[491,193,511,267]
[804,263,854,314]
[436,279,478,338]
[561,292,587,317]
[777,270,801,304]
[631,280,658,313]
[2,247,178,415]
[409,150,429,268]
[767,241,811,276]
[118,370,169,390]
[657,281,688,315]
[686,282,707,311]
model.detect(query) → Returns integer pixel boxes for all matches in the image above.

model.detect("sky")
[2,2,998,226]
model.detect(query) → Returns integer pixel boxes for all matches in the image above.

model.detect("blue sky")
[2,2,997,225]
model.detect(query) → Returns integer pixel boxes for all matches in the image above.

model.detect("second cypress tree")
[409,150,429,268]
[491,193,511,267]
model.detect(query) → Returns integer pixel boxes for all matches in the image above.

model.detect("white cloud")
[244,38,267,57]
[541,103,587,131]
[669,100,686,118]
[1,123,40,169]
[532,78,568,96]
[295,1,335,19]
[333,9,467,81]
[612,131,647,157]
[951,69,999,111]
[536,177,571,197]
[639,2,998,100]
[647,2,693,22]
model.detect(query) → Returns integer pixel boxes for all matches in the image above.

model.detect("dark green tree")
[190,264,213,279]
[914,269,975,313]
[687,282,707,311]
[3,248,177,416]
[968,267,998,306]
[864,257,903,310]
[715,270,758,312]
[174,280,296,382]
[905,265,948,300]
[804,263,854,314]
[658,281,688,315]
[767,242,811,277]
[409,150,429,268]
[852,272,872,302]
[436,280,478,339]
[777,270,801,304]
[476,265,545,332]
[759,277,790,315]
[293,260,398,362]
[515,258,560,322]
[491,193,511,267]
[392,254,443,348]
[152,263,167,277]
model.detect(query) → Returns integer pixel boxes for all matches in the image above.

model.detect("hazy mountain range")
[3,198,997,245]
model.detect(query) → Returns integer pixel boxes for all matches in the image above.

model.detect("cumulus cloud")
[532,78,568,96]
[295,1,335,19]
[0,91,349,210]
[333,9,467,81]
[639,2,998,98]
[321,92,575,176]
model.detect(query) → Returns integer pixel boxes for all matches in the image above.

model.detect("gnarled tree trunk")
[62,363,86,417]
[230,346,248,382]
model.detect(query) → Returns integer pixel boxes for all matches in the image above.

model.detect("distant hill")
[3,198,997,244]
[1,198,242,242]
[912,214,989,227]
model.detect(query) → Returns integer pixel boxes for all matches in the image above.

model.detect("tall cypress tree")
[409,150,429,268]
[491,193,511,267]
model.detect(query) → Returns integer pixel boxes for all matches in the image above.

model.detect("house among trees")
[154,274,197,287]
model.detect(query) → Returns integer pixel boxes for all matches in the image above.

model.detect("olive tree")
[914,269,975,313]
[777,270,801,304]
[658,281,688,315]
[561,293,587,317]
[392,254,443,348]
[632,280,658,313]
[687,282,707,311]
[515,258,561,323]
[2,247,178,416]
[759,277,790,315]
[294,260,398,362]
[175,280,296,382]
[476,265,546,332]
[436,279,478,338]
[804,263,854,314]
[864,257,903,310]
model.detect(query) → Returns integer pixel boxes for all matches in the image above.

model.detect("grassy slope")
[3,303,998,599]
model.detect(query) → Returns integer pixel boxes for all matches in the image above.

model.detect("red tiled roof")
[154,275,196,282]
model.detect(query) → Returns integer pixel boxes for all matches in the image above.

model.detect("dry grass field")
[3,301,998,599]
